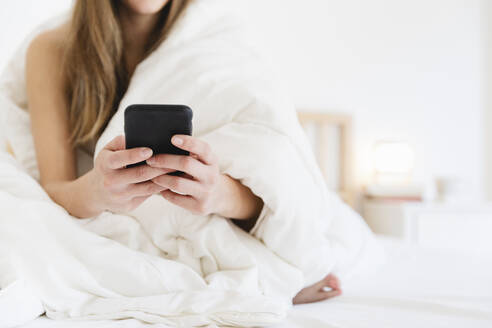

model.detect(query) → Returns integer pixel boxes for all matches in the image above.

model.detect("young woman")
[25,0,341,305]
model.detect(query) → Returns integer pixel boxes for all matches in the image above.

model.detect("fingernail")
[141,148,153,158]
[146,158,154,165]
[172,136,183,145]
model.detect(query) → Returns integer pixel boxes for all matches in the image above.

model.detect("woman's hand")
[87,135,170,215]
[147,135,263,221]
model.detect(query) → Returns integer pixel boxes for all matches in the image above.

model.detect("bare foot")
[292,273,342,304]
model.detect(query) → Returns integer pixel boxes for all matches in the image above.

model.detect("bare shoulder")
[25,22,72,112]
[26,23,70,77]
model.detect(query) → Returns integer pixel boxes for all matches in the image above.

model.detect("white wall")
[237,0,485,199]
[484,0,492,201]
[0,0,71,72]
[0,0,486,199]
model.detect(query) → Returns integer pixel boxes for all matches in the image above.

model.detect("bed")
[21,236,492,328]
[9,112,492,327]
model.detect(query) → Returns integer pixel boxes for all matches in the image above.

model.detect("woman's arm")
[148,135,264,226]
[26,31,168,218]
[26,30,84,214]
[220,174,264,231]
[26,31,76,186]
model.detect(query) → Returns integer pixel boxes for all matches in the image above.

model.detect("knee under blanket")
[0,0,383,326]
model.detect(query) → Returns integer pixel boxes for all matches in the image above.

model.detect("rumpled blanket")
[0,0,383,327]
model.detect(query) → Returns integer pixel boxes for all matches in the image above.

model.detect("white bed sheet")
[21,237,492,328]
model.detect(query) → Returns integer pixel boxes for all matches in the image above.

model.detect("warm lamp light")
[373,141,415,185]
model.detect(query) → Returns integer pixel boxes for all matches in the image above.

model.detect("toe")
[325,274,341,290]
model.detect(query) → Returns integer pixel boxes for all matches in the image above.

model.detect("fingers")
[105,165,171,186]
[100,135,153,170]
[160,190,200,213]
[171,135,217,165]
[104,135,126,151]
[146,154,207,180]
[121,181,166,199]
[152,174,203,196]
[105,147,153,170]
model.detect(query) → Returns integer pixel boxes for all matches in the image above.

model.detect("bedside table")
[362,200,492,253]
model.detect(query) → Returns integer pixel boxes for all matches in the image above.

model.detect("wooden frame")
[297,111,354,206]
[6,141,14,156]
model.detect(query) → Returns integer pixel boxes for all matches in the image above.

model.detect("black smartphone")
[124,104,193,172]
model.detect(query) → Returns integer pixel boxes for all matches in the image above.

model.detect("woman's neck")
[119,7,164,75]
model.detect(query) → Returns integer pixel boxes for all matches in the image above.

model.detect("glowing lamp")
[373,141,415,185]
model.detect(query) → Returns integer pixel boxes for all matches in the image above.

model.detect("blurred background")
[1,0,490,250]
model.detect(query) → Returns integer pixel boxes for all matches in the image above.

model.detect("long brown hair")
[63,0,187,147]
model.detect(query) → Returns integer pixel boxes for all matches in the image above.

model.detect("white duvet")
[0,1,383,327]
